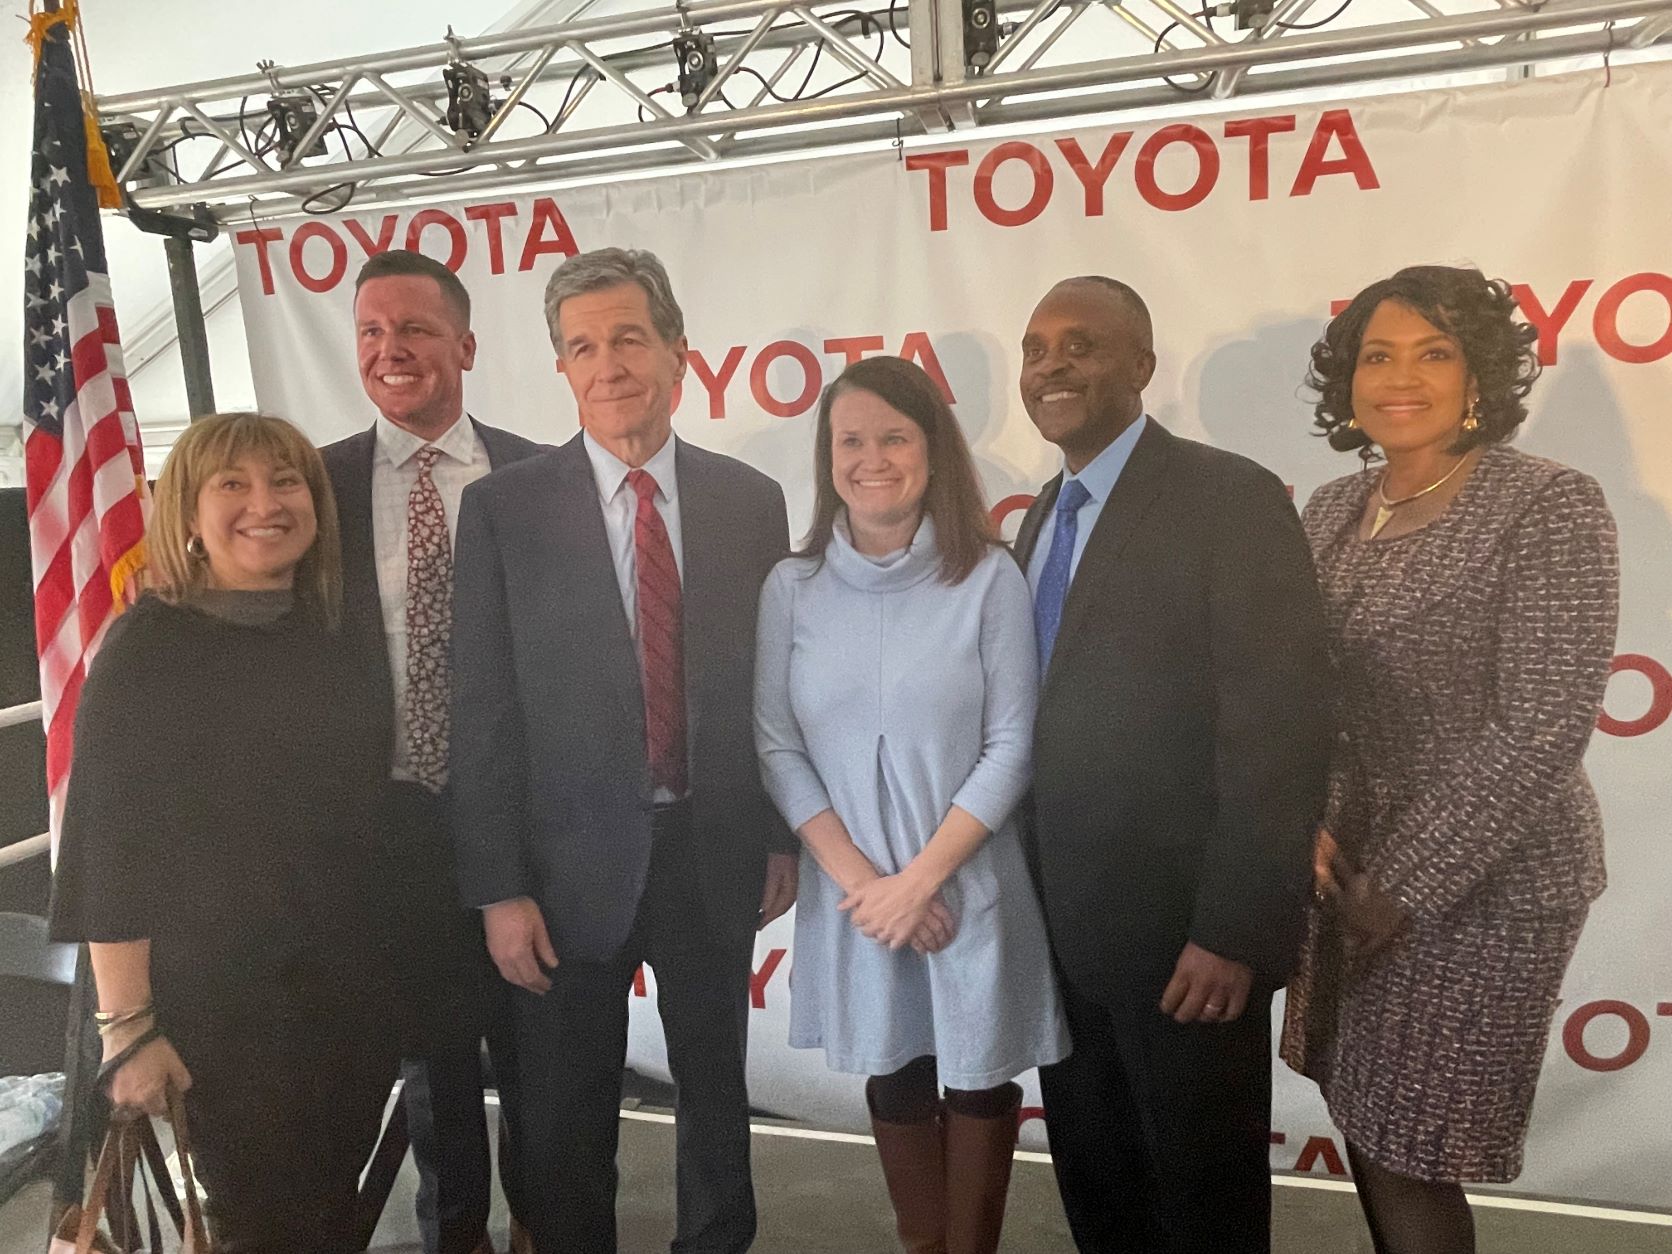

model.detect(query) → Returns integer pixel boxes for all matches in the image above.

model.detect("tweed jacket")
[1303,444,1619,926]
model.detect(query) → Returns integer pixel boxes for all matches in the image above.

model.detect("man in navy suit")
[449,247,798,1254]
[323,249,543,1254]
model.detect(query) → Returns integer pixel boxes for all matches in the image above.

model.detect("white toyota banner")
[234,62,1672,1209]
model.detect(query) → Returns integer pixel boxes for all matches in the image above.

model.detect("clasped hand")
[840,871,956,954]
[1313,827,1408,959]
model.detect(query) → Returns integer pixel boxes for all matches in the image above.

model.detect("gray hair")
[542,247,686,354]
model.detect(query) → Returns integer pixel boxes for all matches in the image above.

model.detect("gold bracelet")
[94,1005,155,1035]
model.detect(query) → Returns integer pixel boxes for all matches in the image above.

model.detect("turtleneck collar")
[825,510,942,593]
[194,586,296,626]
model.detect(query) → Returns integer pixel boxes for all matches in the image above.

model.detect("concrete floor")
[4,1107,1669,1253]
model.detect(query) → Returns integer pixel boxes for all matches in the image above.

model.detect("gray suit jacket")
[449,432,794,964]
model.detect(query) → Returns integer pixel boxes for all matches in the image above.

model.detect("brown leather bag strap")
[71,1119,124,1254]
[166,1086,212,1252]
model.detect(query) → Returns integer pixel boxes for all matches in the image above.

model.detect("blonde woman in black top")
[51,413,400,1254]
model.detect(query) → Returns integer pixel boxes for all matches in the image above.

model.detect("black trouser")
[389,782,524,1254]
[1040,970,1275,1254]
[178,994,398,1254]
[511,803,757,1254]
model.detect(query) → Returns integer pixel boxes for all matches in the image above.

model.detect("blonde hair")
[148,412,342,628]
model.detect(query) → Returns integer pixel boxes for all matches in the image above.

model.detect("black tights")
[866,1055,1014,1123]
[1346,1142,1476,1254]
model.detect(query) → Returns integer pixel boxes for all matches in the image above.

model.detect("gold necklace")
[1370,457,1468,538]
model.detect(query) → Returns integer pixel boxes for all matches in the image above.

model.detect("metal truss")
[96,0,1672,221]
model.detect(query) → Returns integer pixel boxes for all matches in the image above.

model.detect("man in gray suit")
[449,247,798,1254]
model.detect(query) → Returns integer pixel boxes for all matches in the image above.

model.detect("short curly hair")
[1306,265,1541,457]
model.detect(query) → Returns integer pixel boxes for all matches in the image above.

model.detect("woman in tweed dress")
[1279,266,1619,1254]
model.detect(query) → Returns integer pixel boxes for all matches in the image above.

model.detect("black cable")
[888,0,911,49]
[301,181,357,214]
[515,98,553,131]
[1274,0,1356,30]
[1155,5,1218,95]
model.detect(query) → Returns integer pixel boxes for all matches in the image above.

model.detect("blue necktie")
[1034,478,1091,672]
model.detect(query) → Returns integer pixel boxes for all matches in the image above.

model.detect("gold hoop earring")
[1346,416,1360,430]
[1462,399,1480,433]
[186,535,207,559]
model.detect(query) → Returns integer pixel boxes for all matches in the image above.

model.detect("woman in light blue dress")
[755,356,1068,1254]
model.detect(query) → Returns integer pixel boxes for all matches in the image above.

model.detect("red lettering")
[1512,279,1592,367]
[749,948,787,1010]
[343,214,398,260]
[1592,272,1672,363]
[1135,125,1220,213]
[632,965,647,997]
[1018,1105,1045,1131]
[1598,653,1672,737]
[1054,133,1133,216]
[1223,115,1297,201]
[1329,298,1352,316]
[688,346,747,420]
[990,493,1036,534]
[465,201,520,275]
[751,340,823,418]
[824,335,887,367]
[1291,110,1380,196]
[234,226,284,295]
[519,197,581,271]
[404,209,468,272]
[288,222,348,294]
[905,150,971,233]
[1564,999,1651,1072]
[1293,1135,1347,1175]
[974,142,1054,228]
[898,332,955,403]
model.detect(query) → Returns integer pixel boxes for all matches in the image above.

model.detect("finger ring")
[1205,1003,1225,1014]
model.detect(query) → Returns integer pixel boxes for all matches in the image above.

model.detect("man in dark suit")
[1013,276,1332,1253]
[449,247,798,1254]
[323,249,543,1254]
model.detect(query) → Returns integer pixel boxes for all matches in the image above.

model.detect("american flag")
[23,17,149,855]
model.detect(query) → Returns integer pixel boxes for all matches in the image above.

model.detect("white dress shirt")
[1026,414,1148,596]
[582,428,685,801]
[372,412,490,781]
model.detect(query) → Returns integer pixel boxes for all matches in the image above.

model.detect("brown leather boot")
[943,1082,1021,1254]
[868,1101,947,1253]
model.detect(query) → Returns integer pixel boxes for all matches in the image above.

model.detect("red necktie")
[628,468,688,796]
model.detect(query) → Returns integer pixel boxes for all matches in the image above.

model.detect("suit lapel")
[335,428,385,642]
[1013,476,1059,571]
[549,434,645,733]
[1044,419,1174,689]
[672,438,723,748]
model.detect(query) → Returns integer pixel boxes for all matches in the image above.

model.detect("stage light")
[674,28,718,111]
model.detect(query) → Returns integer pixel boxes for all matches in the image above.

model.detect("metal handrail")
[0,832,50,869]
[0,700,43,732]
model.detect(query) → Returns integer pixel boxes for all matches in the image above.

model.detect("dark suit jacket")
[448,432,793,966]
[321,416,546,733]
[1015,419,1332,996]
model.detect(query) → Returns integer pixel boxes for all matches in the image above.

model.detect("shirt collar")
[375,411,480,470]
[1062,413,1147,504]
[583,429,680,507]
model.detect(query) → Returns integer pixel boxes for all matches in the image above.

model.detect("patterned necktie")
[1033,477,1092,673]
[404,446,452,792]
[628,468,688,796]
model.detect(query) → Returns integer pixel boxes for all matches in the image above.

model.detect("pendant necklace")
[1370,456,1468,539]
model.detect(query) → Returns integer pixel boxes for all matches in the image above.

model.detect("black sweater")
[50,594,395,1036]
